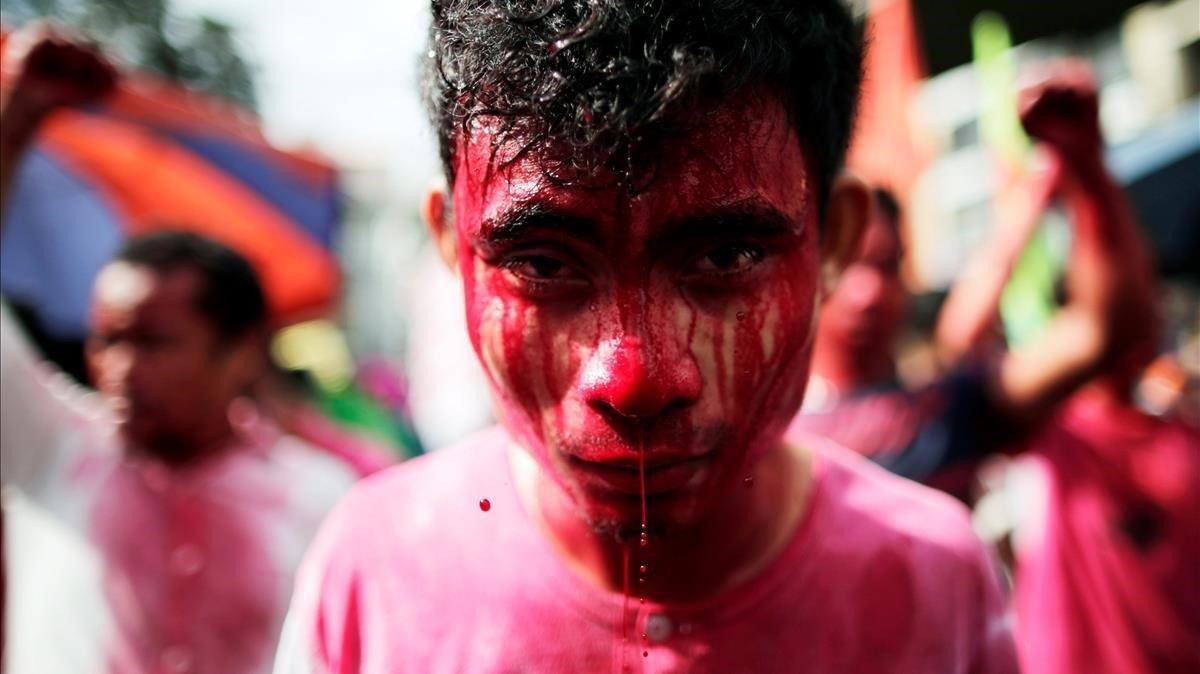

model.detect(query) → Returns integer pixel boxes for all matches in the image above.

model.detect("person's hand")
[6,29,117,115]
[1018,60,1102,167]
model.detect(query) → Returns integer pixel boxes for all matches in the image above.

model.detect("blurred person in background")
[275,2,1016,672]
[789,186,1003,498]
[791,63,1160,505]
[0,32,359,674]
[935,63,1200,674]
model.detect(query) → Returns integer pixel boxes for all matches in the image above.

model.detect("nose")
[580,335,701,422]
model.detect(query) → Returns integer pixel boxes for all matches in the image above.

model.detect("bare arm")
[1,31,117,489]
[983,62,1157,426]
[0,30,116,227]
[934,155,1061,366]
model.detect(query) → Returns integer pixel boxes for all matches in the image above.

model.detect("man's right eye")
[503,255,569,280]
[498,253,589,297]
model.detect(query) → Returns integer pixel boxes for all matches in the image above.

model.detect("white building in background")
[907,0,1198,291]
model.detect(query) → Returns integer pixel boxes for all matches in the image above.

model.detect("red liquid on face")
[451,94,824,674]
[743,475,755,488]
[620,544,631,672]
[639,439,648,533]
[637,438,649,665]
[479,498,491,512]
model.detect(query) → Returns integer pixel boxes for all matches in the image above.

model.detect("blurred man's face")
[448,94,824,533]
[817,210,906,353]
[87,263,251,458]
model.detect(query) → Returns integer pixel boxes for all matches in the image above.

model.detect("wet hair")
[424,0,864,206]
[114,231,267,342]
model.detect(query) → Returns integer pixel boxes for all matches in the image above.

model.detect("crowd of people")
[0,2,1196,673]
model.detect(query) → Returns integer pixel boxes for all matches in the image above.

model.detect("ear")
[230,329,269,389]
[422,177,458,272]
[819,172,871,299]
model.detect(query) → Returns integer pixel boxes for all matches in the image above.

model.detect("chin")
[561,469,721,540]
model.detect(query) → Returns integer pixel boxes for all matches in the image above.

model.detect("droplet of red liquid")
[643,651,649,658]
[478,498,491,511]
[743,475,754,488]
[736,311,747,321]
[639,531,649,547]
[639,564,648,574]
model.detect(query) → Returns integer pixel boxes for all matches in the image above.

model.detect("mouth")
[566,452,717,496]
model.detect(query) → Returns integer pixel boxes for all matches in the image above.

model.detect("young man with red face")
[276,2,1016,672]
[0,34,360,674]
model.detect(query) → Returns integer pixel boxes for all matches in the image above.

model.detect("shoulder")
[300,426,512,569]
[334,425,508,516]
[802,439,1016,668]
[808,437,996,576]
[281,428,515,667]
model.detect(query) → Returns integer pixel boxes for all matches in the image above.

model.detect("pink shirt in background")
[0,304,361,674]
[276,428,1017,674]
[1015,396,1200,674]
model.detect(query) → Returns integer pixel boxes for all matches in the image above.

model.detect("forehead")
[92,263,204,322]
[451,92,814,240]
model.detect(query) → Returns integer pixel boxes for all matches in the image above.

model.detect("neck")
[512,442,813,604]
[125,415,239,468]
[809,331,894,396]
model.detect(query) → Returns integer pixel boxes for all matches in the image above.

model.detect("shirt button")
[161,645,194,673]
[645,613,673,642]
[170,544,205,577]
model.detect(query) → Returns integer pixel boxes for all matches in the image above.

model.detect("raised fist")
[1018,60,1103,163]
[7,29,117,113]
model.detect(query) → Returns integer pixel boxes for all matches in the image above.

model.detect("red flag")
[847,0,931,199]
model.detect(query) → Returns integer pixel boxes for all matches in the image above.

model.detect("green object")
[316,384,424,459]
[971,11,1066,347]
[972,11,1029,166]
[999,211,1070,346]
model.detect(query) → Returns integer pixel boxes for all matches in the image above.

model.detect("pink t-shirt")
[1015,396,1200,674]
[276,428,1016,674]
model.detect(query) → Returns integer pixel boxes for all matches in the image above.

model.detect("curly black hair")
[424,0,864,205]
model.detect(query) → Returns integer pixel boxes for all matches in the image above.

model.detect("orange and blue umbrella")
[1,67,342,339]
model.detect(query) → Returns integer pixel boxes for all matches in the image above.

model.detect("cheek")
[465,259,592,441]
[687,253,819,436]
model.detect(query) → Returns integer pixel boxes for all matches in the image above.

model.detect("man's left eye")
[502,254,576,281]
[496,250,590,300]
[686,244,766,277]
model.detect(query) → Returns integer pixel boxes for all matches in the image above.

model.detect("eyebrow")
[479,204,603,246]
[478,199,798,250]
[648,201,798,248]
